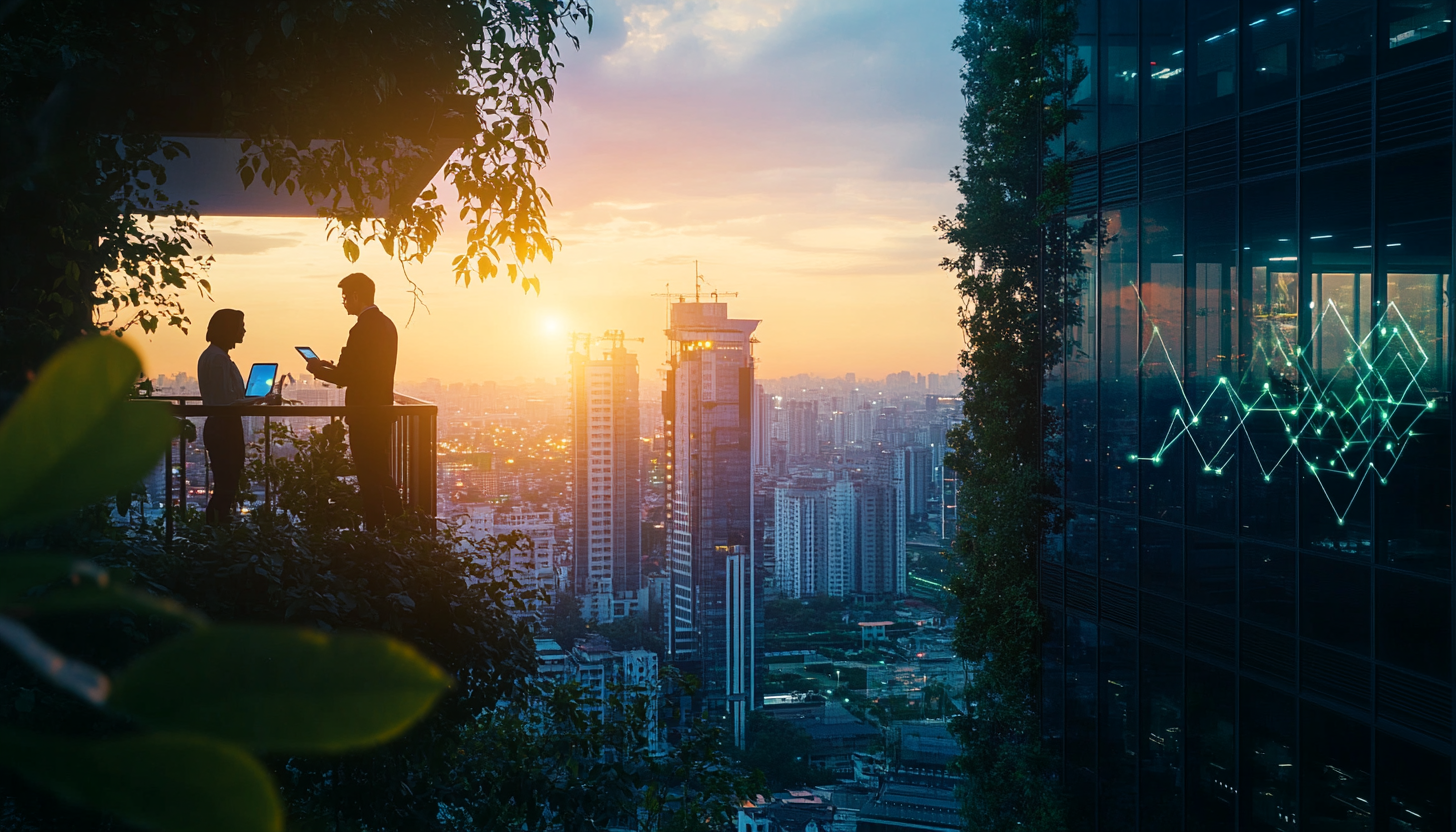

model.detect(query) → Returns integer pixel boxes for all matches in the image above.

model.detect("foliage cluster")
[938,0,1089,829]
[763,595,851,634]
[463,676,760,832]
[735,711,836,792]
[0,338,450,832]
[1,339,759,831]
[0,0,590,394]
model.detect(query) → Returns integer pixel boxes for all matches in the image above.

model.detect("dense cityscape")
[144,295,971,832]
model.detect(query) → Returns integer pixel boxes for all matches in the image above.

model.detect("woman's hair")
[206,309,245,345]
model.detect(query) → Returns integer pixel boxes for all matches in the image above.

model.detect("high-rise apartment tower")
[571,336,642,624]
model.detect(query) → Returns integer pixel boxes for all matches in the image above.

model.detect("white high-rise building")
[459,505,559,609]
[571,335,643,624]
[773,478,857,599]
[774,483,826,599]
[827,479,856,598]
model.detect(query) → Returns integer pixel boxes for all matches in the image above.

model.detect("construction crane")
[600,329,645,351]
[569,331,595,356]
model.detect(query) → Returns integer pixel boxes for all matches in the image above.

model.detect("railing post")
[264,415,272,513]
[179,424,187,523]
[164,434,174,545]
[424,409,437,517]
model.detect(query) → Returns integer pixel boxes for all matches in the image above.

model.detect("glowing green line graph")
[1135,292,1436,525]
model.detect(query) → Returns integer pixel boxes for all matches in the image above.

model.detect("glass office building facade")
[1039,1,1455,829]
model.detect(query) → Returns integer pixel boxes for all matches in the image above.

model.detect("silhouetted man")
[307,272,403,529]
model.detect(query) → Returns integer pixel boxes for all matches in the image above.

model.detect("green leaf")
[0,616,109,704]
[0,338,175,532]
[0,554,82,599]
[0,728,282,832]
[110,625,453,753]
[5,584,205,626]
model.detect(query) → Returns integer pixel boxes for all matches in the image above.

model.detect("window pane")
[1101,0,1138,149]
[1101,208,1140,512]
[1043,610,1065,755]
[1379,0,1453,72]
[1305,0,1375,92]
[1301,703,1373,832]
[1377,148,1452,578]
[1046,222,1069,501]
[1142,0,1184,138]
[1068,507,1099,574]
[1186,187,1239,532]
[1141,520,1184,598]
[1140,642,1184,831]
[1066,616,1099,831]
[1243,1,1299,109]
[1070,0,1099,157]
[1301,553,1372,654]
[1302,161,1374,558]
[1239,176,1298,545]
[1141,197,1185,522]
[1187,659,1237,831]
[1187,532,1236,613]
[1374,570,1452,679]
[1043,517,1065,564]
[1241,543,1296,631]
[1189,1,1238,124]
[1240,681,1297,831]
[1102,511,1138,586]
[1068,214,1100,505]
[1375,731,1450,830]
[1100,628,1137,831]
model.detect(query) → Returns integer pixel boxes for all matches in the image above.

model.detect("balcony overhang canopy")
[156,134,461,218]
[114,59,477,219]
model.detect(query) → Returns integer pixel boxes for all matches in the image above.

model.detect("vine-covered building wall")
[1039,0,1455,828]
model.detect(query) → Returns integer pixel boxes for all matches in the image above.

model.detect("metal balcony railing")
[134,393,436,538]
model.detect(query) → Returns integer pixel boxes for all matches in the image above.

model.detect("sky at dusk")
[130,0,967,387]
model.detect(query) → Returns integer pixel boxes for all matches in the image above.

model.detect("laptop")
[244,363,279,397]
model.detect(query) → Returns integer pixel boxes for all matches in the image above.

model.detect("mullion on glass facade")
[1038,2,1456,828]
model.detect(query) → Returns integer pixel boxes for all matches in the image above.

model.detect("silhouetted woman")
[197,309,275,524]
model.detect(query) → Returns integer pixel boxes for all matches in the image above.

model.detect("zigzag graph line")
[1132,288,1436,525]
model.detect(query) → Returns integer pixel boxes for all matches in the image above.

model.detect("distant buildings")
[458,504,560,609]
[663,297,760,747]
[570,334,644,624]
[774,477,856,599]
[533,635,664,756]
[857,450,906,597]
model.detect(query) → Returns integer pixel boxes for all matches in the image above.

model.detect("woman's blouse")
[198,344,245,406]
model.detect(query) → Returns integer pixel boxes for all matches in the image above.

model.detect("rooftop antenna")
[693,262,738,304]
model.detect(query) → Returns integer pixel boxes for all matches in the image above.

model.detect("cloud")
[205,230,306,256]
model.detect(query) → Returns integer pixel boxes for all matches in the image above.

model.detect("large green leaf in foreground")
[110,625,454,753]
[0,728,281,832]
[0,337,174,532]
